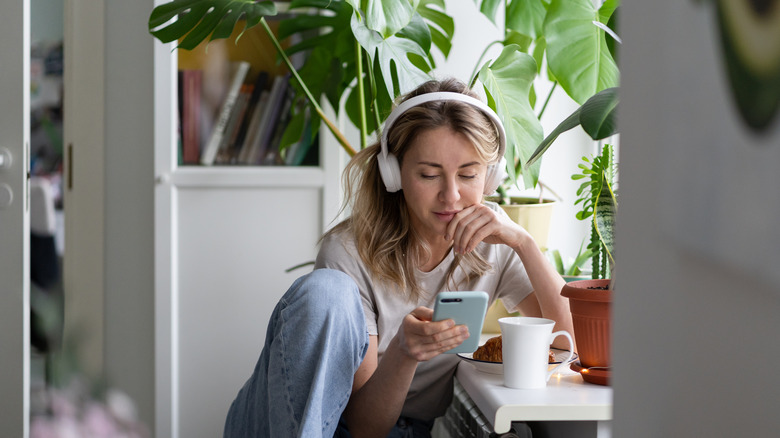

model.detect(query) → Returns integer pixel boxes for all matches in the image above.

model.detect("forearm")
[342,336,418,438]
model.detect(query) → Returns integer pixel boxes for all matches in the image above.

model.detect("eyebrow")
[417,161,481,169]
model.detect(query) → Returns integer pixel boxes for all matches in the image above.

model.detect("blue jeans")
[224,269,369,437]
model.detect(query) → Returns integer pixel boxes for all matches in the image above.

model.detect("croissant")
[473,335,502,362]
[472,335,557,363]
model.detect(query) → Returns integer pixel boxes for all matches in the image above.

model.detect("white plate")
[457,348,579,375]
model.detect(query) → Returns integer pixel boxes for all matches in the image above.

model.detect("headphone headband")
[377,91,507,194]
[380,92,507,161]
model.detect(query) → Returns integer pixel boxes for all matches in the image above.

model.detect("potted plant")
[147,0,620,190]
[525,88,618,384]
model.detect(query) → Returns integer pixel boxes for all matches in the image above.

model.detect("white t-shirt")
[314,203,534,420]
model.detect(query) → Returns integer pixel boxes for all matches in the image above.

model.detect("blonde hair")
[324,78,502,300]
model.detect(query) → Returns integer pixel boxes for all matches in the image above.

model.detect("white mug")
[499,316,574,389]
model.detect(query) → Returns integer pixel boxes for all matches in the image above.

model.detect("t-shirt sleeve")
[315,232,380,335]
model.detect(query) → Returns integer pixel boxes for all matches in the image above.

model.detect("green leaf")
[504,30,533,53]
[279,106,307,150]
[525,87,619,168]
[397,13,433,54]
[418,0,455,57]
[531,37,546,74]
[477,45,543,188]
[476,0,503,25]
[567,245,595,276]
[594,176,617,266]
[351,10,432,97]
[148,0,277,49]
[365,0,415,39]
[281,2,355,114]
[525,108,581,168]
[604,6,620,63]
[506,0,547,40]
[551,249,565,275]
[598,0,621,24]
[579,87,619,139]
[543,0,619,104]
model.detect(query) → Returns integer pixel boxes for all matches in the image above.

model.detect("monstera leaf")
[358,0,415,39]
[351,10,433,99]
[544,0,619,104]
[148,0,277,49]
[149,0,455,156]
[478,45,543,189]
[417,0,455,59]
[505,0,547,40]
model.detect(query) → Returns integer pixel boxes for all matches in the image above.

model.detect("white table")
[455,359,613,437]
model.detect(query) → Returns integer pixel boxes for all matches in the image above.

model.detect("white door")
[0,0,31,436]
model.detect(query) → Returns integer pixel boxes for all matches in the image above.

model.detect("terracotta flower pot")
[561,279,612,368]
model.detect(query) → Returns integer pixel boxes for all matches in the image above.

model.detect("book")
[242,74,290,164]
[236,91,270,164]
[228,71,269,162]
[214,84,252,164]
[179,69,202,164]
[200,61,250,165]
[265,89,295,165]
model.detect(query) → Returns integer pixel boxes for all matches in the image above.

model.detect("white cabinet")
[153,36,342,438]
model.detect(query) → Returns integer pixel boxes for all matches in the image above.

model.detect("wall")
[614,0,780,436]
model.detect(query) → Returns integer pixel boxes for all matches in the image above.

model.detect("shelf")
[168,165,327,188]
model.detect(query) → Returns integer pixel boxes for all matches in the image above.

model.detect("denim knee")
[282,268,364,328]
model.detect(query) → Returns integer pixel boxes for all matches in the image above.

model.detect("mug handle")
[545,330,575,381]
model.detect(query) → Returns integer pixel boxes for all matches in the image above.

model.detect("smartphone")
[432,291,489,354]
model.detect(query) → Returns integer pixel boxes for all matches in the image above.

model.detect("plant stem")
[355,40,367,150]
[366,54,382,132]
[259,18,356,157]
[536,180,563,202]
[537,81,557,120]
[468,40,504,88]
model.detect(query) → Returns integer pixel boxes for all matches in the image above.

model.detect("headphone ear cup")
[378,152,403,192]
[483,157,507,195]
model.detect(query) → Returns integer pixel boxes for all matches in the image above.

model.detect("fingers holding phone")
[398,307,469,361]
[432,291,489,354]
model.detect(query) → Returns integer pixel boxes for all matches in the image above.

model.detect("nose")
[439,175,461,204]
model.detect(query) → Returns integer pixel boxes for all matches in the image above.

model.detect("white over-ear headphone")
[378,92,508,195]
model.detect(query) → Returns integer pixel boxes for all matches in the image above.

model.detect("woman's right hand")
[395,306,470,362]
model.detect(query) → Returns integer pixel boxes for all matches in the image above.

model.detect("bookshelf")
[153,11,344,438]
[176,19,315,167]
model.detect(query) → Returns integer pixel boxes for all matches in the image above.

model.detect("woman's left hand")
[445,204,526,254]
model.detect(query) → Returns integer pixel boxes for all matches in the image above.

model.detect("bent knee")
[286,269,362,318]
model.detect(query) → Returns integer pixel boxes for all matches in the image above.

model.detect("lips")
[434,210,459,221]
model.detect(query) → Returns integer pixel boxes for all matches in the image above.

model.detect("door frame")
[0,0,30,435]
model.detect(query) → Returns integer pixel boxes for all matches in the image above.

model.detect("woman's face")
[400,126,488,247]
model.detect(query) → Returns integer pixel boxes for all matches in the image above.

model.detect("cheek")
[464,176,486,199]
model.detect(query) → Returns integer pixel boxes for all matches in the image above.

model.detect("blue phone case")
[432,291,489,354]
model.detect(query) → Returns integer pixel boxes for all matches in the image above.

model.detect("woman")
[224,78,573,438]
